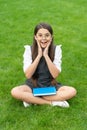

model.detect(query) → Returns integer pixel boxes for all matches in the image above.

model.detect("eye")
[37,34,42,37]
[45,34,50,37]
[39,34,42,37]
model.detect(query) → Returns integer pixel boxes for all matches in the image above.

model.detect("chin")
[41,44,47,48]
[41,46,46,48]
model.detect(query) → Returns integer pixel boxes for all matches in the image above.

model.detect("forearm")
[44,55,60,78]
[25,55,41,78]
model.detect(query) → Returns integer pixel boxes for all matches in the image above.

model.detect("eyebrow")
[37,32,51,35]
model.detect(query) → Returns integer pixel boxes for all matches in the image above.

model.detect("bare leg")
[11,85,51,105]
[43,86,77,101]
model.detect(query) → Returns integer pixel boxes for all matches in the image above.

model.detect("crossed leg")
[11,85,76,105]
[11,85,51,105]
[43,86,77,101]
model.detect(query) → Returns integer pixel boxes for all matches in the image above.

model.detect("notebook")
[33,86,56,96]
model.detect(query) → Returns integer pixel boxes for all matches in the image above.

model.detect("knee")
[71,87,77,97]
[11,87,18,98]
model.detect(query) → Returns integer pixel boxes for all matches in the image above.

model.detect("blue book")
[33,86,56,96]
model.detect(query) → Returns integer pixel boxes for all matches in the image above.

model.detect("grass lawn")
[0,0,87,130]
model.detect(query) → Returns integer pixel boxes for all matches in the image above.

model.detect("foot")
[51,101,69,108]
[23,101,30,107]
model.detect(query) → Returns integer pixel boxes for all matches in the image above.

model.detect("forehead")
[37,28,51,34]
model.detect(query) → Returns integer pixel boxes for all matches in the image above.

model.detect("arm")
[24,55,41,79]
[23,44,42,79]
[44,55,60,78]
[43,45,62,78]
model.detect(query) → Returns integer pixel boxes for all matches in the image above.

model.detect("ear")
[34,35,37,40]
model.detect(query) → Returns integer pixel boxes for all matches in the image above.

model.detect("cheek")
[47,37,52,42]
[35,36,41,42]
[38,38,41,41]
[36,37,41,41]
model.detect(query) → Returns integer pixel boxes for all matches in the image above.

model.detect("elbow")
[25,73,29,79]
[53,70,60,79]
[53,74,58,79]
[53,75,57,79]
[25,72,31,79]
[52,74,58,79]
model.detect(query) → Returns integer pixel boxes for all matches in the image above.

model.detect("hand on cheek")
[43,40,51,57]
[36,39,43,58]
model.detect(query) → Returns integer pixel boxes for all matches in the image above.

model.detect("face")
[35,28,52,48]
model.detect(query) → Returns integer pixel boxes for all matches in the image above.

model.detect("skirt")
[25,79,63,91]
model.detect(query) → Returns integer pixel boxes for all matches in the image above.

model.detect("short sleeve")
[53,45,62,72]
[23,45,32,72]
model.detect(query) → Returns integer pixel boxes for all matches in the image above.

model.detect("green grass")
[0,0,87,130]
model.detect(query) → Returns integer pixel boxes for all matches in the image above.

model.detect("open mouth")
[41,41,47,44]
[41,41,48,45]
[40,42,47,47]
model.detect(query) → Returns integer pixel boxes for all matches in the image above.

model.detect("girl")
[11,23,76,107]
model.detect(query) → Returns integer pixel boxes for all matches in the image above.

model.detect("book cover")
[33,86,56,96]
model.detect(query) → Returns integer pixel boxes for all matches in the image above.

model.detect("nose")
[42,35,46,40]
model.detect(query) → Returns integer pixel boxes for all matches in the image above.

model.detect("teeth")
[41,42,46,44]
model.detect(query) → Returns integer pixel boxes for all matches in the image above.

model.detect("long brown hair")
[31,23,57,86]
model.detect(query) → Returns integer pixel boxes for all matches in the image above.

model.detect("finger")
[47,41,51,48]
